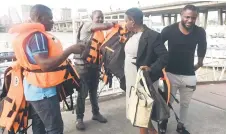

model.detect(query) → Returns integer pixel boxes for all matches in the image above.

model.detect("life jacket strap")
[3,96,17,118]
[7,103,16,118]
[63,95,74,111]
[4,97,13,103]
[24,65,69,73]
[168,103,179,123]
[92,38,102,46]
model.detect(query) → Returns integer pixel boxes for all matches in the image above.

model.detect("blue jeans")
[29,95,63,134]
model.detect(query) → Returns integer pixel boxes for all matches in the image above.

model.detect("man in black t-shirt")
[160,5,207,134]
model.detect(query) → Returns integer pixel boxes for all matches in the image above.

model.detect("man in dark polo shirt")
[160,5,207,134]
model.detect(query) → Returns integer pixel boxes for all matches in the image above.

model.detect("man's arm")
[29,32,84,72]
[195,28,207,71]
[83,22,115,32]
[90,22,115,31]
[150,34,169,73]
[160,27,169,45]
[33,46,80,71]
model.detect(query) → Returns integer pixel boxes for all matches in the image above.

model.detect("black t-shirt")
[161,23,207,75]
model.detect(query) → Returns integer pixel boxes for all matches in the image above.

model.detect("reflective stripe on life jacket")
[9,23,80,88]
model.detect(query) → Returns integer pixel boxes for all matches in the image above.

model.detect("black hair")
[125,8,143,25]
[30,4,51,21]
[182,5,199,13]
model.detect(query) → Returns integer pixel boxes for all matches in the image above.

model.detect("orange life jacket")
[9,23,80,88]
[0,62,29,133]
[0,61,78,133]
[88,31,104,64]
[0,23,81,133]
[99,24,130,89]
[77,23,105,64]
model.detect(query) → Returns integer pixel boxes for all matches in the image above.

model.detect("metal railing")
[61,77,124,111]
[196,47,226,81]
[1,41,226,110]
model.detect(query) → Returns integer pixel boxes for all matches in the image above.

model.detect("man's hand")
[140,66,151,72]
[194,63,203,71]
[70,44,85,54]
[194,57,204,71]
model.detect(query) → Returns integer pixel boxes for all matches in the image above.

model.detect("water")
[1,30,226,66]
[0,32,76,48]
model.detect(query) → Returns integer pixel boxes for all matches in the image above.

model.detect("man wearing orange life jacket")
[74,10,115,130]
[9,4,84,134]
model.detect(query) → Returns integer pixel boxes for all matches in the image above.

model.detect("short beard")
[181,21,194,32]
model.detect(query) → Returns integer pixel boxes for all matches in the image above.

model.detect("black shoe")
[158,119,168,134]
[176,125,190,134]
[76,119,86,131]
[92,113,107,123]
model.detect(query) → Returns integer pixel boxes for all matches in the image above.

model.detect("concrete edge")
[191,98,226,111]
[197,80,226,85]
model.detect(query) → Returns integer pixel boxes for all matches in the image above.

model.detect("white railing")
[1,41,226,110]
[61,77,124,111]
[195,47,226,81]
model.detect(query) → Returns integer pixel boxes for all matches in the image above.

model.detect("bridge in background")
[53,1,226,32]
[1,1,226,32]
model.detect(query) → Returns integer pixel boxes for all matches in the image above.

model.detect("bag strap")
[133,69,153,107]
[77,23,84,41]
[168,103,179,123]
[64,98,72,111]
[140,69,151,96]
[77,23,94,44]
[134,69,144,93]
[135,69,151,96]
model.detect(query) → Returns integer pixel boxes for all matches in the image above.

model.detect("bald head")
[30,4,54,31]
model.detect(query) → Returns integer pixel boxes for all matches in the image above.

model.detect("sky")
[0,0,216,22]
[0,0,183,16]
